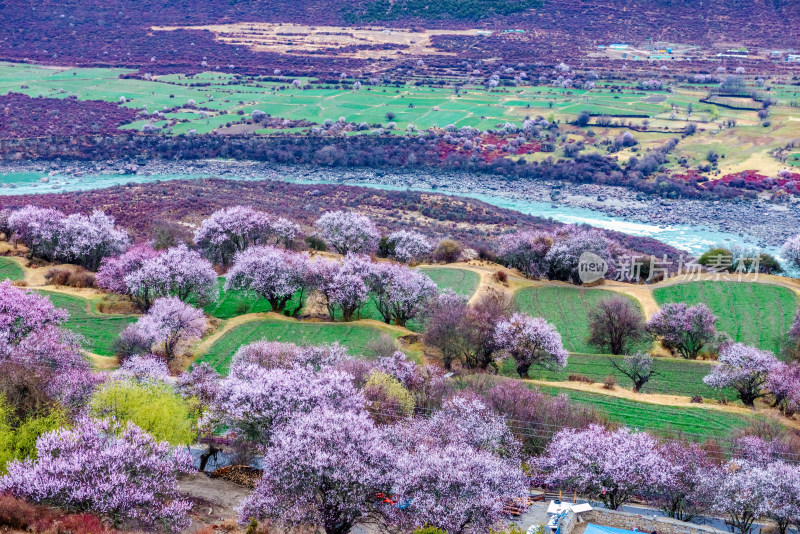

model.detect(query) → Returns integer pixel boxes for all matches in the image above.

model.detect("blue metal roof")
[584,524,643,534]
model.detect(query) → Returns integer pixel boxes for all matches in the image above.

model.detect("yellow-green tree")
[363,370,414,424]
[0,397,66,474]
[89,380,194,445]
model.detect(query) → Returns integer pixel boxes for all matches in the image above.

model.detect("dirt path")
[4,254,115,299]
[599,282,662,319]
[179,472,250,532]
[85,351,118,370]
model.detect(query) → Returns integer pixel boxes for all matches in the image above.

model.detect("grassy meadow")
[0,257,23,281]
[507,353,733,400]
[417,267,480,298]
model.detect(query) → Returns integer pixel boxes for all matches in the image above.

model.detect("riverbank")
[1,159,797,253]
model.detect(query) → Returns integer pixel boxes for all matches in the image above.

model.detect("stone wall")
[565,508,727,534]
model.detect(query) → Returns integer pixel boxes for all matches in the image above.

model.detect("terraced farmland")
[36,291,138,356]
[0,257,23,281]
[418,267,480,298]
[509,353,733,400]
[513,286,650,354]
[652,281,798,355]
[538,385,755,442]
[198,317,411,373]
[0,63,675,134]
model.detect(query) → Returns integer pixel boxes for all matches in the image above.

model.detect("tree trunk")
[198,444,220,472]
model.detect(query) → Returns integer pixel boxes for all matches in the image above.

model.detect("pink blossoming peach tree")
[0,417,193,533]
[494,312,569,378]
[120,296,207,362]
[224,245,310,314]
[646,302,718,359]
[193,206,298,265]
[315,210,380,255]
[703,343,778,406]
[536,424,669,510]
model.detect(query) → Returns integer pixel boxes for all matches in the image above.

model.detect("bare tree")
[424,290,512,371]
[588,297,645,355]
[610,352,658,392]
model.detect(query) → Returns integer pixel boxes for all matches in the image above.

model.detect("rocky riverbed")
[1,159,797,250]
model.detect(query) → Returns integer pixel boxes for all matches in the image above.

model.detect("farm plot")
[36,291,138,357]
[201,278,304,320]
[0,62,684,136]
[652,281,798,355]
[0,257,23,281]
[198,318,407,373]
[418,267,480,298]
[513,286,650,354]
[512,353,733,400]
[538,385,755,442]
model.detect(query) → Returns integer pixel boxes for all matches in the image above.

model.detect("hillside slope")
[1,0,798,71]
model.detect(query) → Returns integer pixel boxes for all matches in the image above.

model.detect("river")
[0,168,782,259]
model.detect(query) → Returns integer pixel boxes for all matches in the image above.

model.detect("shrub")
[0,495,110,534]
[698,247,734,271]
[493,270,508,284]
[477,247,496,262]
[0,494,38,530]
[305,234,328,251]
[0,363,55,423]
[0,401,67,474]
[113,326,154,360]
[568,373,593,383]
[364,334,399,359]
[433,239,462,263]
[44,266,95,288]
[89,380,194,445]
[603,375,617,389]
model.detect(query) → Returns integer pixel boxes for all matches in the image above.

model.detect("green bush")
[305,235,328,252]
[0,397,66,474]
[89,380,194,445]
[697,247,734,271]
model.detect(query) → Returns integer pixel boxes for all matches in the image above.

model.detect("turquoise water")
[0,170,776,258]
